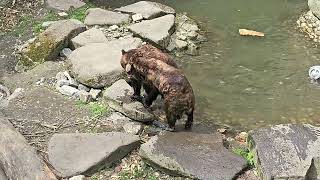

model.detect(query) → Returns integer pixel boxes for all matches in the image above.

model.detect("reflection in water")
[108,0,320,130]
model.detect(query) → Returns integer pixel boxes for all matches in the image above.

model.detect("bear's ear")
[121,49,126,55]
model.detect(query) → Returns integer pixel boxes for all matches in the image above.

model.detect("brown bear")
[120,44,178,103]
[121,51,195,130]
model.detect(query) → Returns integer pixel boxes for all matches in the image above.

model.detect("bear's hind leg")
[143,87,159,107]
[185,109,194,130]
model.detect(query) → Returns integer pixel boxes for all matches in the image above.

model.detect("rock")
[58,12,68,17]
[46,0,85,11]
[56,79,70,88]
[57,85,80,97]
[69,175,86,180]
[71,28,107,49]
[42,21,56,28]
[102,112,132,127]
[48,133,140,177]
[84,8,130,26]
[108,25,119,31]
[68,38,142,88]
[239,29,265,37]
[103,79,155,122]
[249,124,320,179]
[128,15,175,48]
[167,38,188,51]
[89,88,101,100]
[78,90,92,103]
[309,0,320,20]
[7,88,24,101]
[115,1,175,20]
[140,132,247,179]
[132,14,143,22]
[17,19,86,71]
[123,122,142,135]
[78,84,90,92]
[36,77,45,86]
[56,71,68,81]
[307,157,320,179]
[0,167,8,180]
[186,43,199,56]
[60,48,72,58]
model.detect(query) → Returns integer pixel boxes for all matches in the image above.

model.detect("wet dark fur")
[120,44,178,102]
[121,47,195,130]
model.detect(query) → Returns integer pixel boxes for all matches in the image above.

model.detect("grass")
[76,101,110,119]
[118,163,158,180]
[233,147,255,167]
[67,3,95,22]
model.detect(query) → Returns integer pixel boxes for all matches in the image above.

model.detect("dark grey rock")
[115,1,175,20]
[84,8,130,26]
[140,132,247,180]
[249,124,320,179]
[128,15,175,48]
[48,133,140,177]
[307,157,320,180]
[46,0,85,11]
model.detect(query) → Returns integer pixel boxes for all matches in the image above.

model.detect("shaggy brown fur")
[120,44,178,102]
[121,50,195,130]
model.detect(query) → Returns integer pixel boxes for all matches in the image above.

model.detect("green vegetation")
[33,10,60,34]
[119,163,158,180]
[67,3,95,22]
[76,101,110,119]
[233,147,255,167]
[13,15,33,36]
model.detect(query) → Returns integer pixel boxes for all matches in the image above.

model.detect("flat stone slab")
[249,124,320,179]
[309,0,320,19]
[48,133,140,177]
[103,79,155,122]
[128,15,175,48]
[68,38,142,88]
[84,8,130,26]
[71,28,108,49]
[18,19,86,71]
[46,0,86,11]
[140,132,247,180]
[115,1,175,20]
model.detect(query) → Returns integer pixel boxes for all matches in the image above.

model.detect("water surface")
[112,0,320,130]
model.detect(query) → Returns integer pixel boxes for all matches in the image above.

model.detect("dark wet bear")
[120,44,178,104]
[121,51,195,130]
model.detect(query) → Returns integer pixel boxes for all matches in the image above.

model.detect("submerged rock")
[115,1,175,20]
[84,8,130,26]
[71,28,108,49]
[249,124,320,179]
[68,38,142,88]
[48,133,140,177]
[128,15,175,48]
[103,79,155,122]
[17,19,86,71]
[46,0,85,11]
[140,132,247,180]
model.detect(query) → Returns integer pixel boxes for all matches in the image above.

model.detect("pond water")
[110,0,320,130]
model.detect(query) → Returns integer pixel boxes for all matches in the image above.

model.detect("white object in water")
[309,66,320,80]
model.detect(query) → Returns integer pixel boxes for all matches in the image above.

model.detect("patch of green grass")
[67,3,95,22]
[76,101,110,119]
[233,147,255,167]
[33,10,61,34]
[119,163,158,180]
[13,15,33,36]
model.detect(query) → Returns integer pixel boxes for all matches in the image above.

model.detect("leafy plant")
[67,3,95,22]
[233,147,255,167]
[76,101,110,119]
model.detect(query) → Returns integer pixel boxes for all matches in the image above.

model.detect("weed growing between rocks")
[233,147,255,167]
[67,3,95,22]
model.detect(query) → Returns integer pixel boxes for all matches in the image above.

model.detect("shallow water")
[111,0,320,130]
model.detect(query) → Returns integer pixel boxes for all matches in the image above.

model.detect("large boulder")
[84,8,130,26]
[17,19,86,71]
[71,28,108,49]
[140,132,247,180]
[249,124,320,179]
[103,79,155,122]
[68,38,142,88]
[48,133,140,178]
[115,1,175,20]
[128,15,175,48]
[309,0,320,20]
[46,0,85,11]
